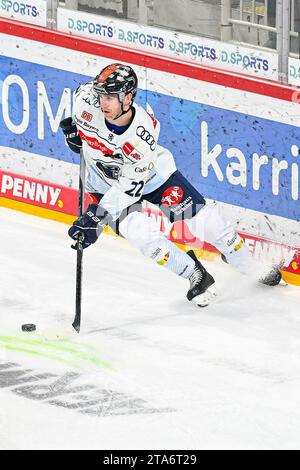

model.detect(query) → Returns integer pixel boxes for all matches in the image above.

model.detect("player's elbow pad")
[60,117,82,154]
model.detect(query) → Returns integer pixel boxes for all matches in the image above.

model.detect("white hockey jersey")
[73,82,176,219]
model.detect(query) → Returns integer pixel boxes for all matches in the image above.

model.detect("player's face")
[99,94,122,120]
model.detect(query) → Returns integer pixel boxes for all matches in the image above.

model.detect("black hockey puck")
[21,324,36,332]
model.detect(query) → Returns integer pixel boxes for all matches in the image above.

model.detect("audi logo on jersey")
[136,126,156,151]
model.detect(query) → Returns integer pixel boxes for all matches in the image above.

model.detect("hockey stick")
[72,148,86,333]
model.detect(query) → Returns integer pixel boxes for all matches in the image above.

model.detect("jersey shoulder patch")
[146,111,158,130]
[135,105,159,130]
[73,82,100,117]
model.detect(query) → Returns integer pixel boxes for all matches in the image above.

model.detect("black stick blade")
[72,318,81,333]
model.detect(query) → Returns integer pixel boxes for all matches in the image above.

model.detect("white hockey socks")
[119,211,195,278]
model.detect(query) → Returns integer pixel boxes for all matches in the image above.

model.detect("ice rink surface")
[1,206,300,450]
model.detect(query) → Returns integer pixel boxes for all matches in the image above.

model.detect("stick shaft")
[72,149,86,333]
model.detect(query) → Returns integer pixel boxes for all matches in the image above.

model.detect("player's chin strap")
[112,106,131,120]
[113,95,133,120]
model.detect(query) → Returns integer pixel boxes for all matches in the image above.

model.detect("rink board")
[0,19,300,283]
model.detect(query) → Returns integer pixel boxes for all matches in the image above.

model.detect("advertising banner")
[0,0,47,27]
[57,7,279,81]
[0,54,299,223]
[289,57,300,87]
[0,170,78,214]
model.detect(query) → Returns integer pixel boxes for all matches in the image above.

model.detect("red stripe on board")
[0,18,298,103]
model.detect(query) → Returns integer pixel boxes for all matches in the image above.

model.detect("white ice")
[0,206,300,450]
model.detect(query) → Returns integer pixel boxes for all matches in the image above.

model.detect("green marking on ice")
[0,336,112,370]
[0,343,80,369]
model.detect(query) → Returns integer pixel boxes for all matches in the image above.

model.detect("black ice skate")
[221,252,282,287]
[186,250,217,307]
[259,265,282,286]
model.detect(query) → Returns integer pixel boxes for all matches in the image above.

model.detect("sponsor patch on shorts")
[161,186,184,207]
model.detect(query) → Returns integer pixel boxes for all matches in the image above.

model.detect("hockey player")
[60,63,281,307]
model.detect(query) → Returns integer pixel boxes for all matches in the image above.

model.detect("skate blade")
[192,284,218,308]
